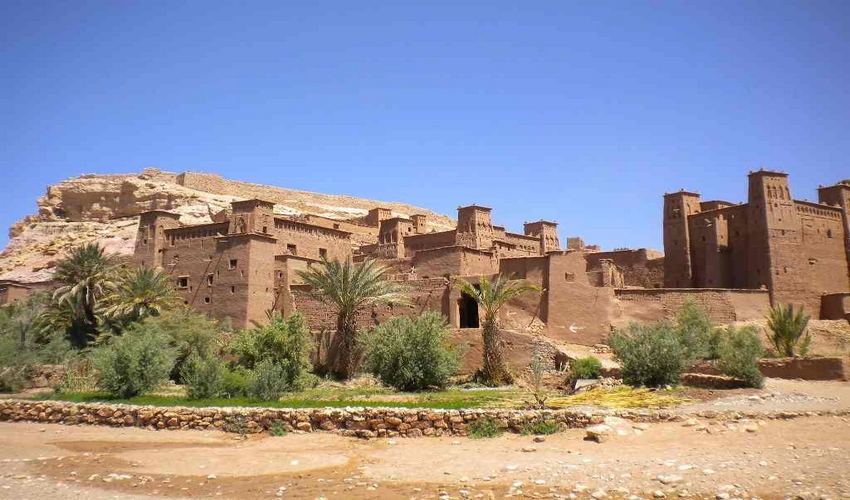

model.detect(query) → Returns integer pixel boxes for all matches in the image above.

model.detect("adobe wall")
[290,277,450,332]
[538,252,617,345]
[412,246,497,279]
[613,288,770,327]
[585,249,664,289]
[403,230,457,258]
[160,229,277,329]
[273,219,351,262]
[821,293,850,321]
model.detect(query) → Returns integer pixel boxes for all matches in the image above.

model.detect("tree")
[104,267,182,323]
[453,274,542,386]
[766,303,811,357]
[296,258,407,379]
[52,243,116,330]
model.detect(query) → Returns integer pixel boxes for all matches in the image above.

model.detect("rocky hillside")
[0,169,455,283]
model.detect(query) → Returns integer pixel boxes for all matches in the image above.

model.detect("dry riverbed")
[1,413,849,500]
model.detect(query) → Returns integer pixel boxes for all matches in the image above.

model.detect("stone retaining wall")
[2,399,848,438]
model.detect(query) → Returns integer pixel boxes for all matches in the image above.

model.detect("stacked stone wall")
[2,400,847,439]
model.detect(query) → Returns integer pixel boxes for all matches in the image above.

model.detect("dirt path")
[1,414,850,500]
[678,379,850,414]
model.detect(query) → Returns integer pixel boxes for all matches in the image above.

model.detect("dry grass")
[491,386,693,410]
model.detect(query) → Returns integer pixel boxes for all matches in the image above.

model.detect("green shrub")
[716,325,764,388]
[610,322,691,388]
[674,299,715,360]
[181,353,227,400]
[569,356,602,379]
[766,304,811,357]
[232,312,311,390]
[468,416,503,438]
[223,366,250,398]
[361,312,460,391]
[92,327,176,398]
[138,309,224,382]
[247,359,288,401]
[269,422,288,436]
[521,420,559,436]
[0,366,28,393]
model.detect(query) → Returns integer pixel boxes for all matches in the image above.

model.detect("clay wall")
[403,230,457,258]
[411,246,497,278]
[500,232,541,255]
[455,205,493,250]
[613,288,770,326]
[272,219,351,262]
[512,252,617,346]
[820,293,850,320]
[585,248,664,288]
[291,277,449,331]
[160,231,276,329]
[0,282,36,305]
[793,202,849,311]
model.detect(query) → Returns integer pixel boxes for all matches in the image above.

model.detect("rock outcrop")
[1,168,455,284]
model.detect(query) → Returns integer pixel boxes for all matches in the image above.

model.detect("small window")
[319,248,327,259]
[287,244,297,255]
[229,259,237,269]
[204,297,211,304]
[827,229,833,238]
[278,271,284,279]
[207,274,213,286]
[333,223,340,229]
[262,226,268,233]
[177,277,189,288]
[565,272,575,282]
[183,300,189,305]
[230,286,235,294]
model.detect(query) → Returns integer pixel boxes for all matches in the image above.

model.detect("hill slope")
[0,168,455,283]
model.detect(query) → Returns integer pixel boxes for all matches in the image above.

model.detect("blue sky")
[1,1,847,251]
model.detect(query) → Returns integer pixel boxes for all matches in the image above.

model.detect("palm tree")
[53,243,116,326]
[297,258,408,379]
[766,303,811,357]
[453,274,542,386]
[104,267,182,323]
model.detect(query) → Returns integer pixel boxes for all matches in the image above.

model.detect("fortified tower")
[523,220,561,254]
[663,190,701,287]
[746,170,796,300]
[818,181,850,278]
[456,205,494,250]
[229,199,275,235]
[377,217,414,259]
[411,214,427,234]
[133,210,181,268]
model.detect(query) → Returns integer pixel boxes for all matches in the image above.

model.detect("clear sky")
[2,1,848,251]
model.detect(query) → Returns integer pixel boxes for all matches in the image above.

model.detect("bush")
[247,359,289,401]
[766,304,811,357]
[138,309,224,382]
[468,417,503,438]
[361,312,460,391]
[223,366,250,398]
[232,312,311,390]
[0,366,28,393]
[674,299,715,360]
[569,356,602,379]
[716,325,764,388]
[521,420,560,436]
[610,322,691,388]
[181,353,228,400]
[92,327,176,398]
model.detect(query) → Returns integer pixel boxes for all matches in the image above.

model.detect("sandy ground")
[1,414,849,500]
[2,379,850,499]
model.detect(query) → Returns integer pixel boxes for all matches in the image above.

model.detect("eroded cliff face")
[1,168,455,283]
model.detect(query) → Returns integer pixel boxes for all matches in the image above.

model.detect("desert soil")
[2,380,850,500]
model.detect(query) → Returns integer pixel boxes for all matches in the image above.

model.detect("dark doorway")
[459,292,479,328]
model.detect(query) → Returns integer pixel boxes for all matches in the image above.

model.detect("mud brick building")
[664,170,850,316]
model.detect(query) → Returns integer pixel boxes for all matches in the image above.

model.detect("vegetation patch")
[467,416,503,438]
[545,387,692,409]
